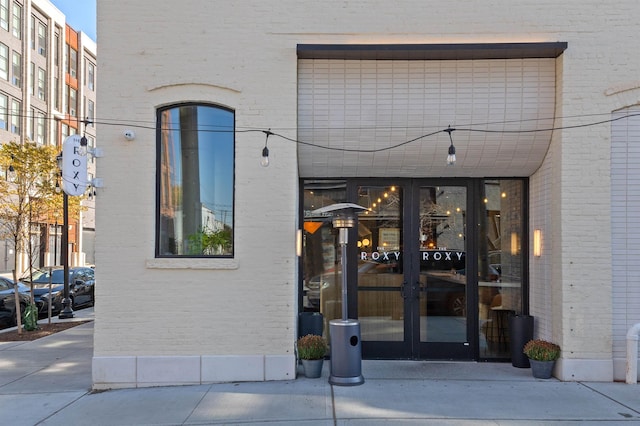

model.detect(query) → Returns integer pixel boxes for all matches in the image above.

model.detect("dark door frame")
[299,177,529,361]
[348,178,478,360]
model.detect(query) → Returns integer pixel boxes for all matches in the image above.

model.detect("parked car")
[306,251,470,316]
[0,277,31,328]
[21,266,95,315]
[305,261,386,310]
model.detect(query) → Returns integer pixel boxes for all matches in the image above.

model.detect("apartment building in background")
[0,0,97,274]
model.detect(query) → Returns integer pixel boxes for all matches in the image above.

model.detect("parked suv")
[21,267,95,315]
[0,277,30,328]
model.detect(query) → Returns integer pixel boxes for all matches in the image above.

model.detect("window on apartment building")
[68,86,76,116]
[35,110,44,143]
[0,0,8,32]
[37,67,45,100]
[87,99,94,122]
[87,62,95,91]
[156,103,235,257]
[61,123,68,139]
[11,51,19,87]
[69,47,77,78]
[0,93,7,130]
[11,2,20,39]
[29,15,33,49]
[27,108,33,140]
[53,76,59,110]
[37,21,45,56]
[54,31,59,66]
[0,42,7,80]
[10,99,19,134]
[28,62,33,95]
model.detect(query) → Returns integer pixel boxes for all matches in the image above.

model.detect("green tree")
[186,225,232,255]
[0,141,82,330]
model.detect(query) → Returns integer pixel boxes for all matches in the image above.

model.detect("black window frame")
[155,102,235,258]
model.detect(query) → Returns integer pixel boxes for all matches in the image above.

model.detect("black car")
[21,267,95,315]
[0,277,31,328]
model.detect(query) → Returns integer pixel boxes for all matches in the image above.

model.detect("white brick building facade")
[94,0,640,388]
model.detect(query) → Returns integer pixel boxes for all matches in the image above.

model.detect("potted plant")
[297,334,328,378]
[523,339,561,379]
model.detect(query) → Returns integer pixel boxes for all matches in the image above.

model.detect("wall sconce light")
[533,229,542,257]
[510,232,519,256]
[296,229,302,257]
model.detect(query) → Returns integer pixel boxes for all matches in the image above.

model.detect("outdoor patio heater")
[311,203,367,386]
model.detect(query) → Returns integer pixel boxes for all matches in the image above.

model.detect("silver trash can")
[329,319,365,386]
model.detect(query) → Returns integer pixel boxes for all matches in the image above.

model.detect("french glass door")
[357,181,472,359]
[301,178,526,361]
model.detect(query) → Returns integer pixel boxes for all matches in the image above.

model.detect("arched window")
[156,103,234,257]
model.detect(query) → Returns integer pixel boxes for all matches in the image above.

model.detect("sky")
[50,0,97,41]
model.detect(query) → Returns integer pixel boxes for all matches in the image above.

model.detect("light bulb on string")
[447,144,456,166]
[260,146,269,167]
[260,129,273,167]
[444,126,456,166]
[78,136,88,156]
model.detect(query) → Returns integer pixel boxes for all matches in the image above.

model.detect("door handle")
[400,281,408,299]
[413,282,420,299]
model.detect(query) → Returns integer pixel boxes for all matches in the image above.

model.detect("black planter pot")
[509,314,534,368]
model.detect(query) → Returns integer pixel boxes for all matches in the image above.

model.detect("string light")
[444,125,456,166]
[6,109,640,168]
[5,109,640,135]
[78,135,88,156]
[261,129,273,167]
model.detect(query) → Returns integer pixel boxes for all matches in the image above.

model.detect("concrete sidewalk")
[1,312,640,425]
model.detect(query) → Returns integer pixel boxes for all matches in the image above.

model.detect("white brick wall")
[95,0,640,386]
[297,58,556,178]
[611,107,640,380]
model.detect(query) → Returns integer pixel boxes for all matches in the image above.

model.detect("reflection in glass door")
[417,186,467,350]
[356,183,471,359]
[477,180,524,359]
[356,185,406,356]
[301,178,526,361]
